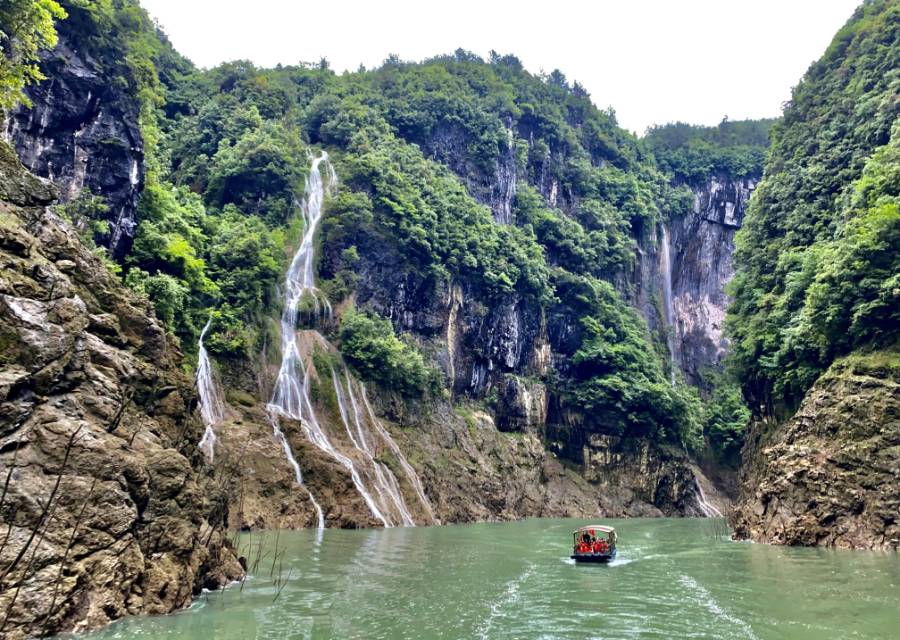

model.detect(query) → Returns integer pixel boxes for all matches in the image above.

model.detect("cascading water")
[693,478,723,518]
[268,151,420,530]
[659,224,677,386]
[332,368,414,527]
[360,384,438,525]
[266,152,337,530]
[197,317,225,463]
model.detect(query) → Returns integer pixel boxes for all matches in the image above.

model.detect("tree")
[0,0,66,111]
[339,309,437,396]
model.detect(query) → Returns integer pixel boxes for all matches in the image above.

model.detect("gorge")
[0,0,897,638]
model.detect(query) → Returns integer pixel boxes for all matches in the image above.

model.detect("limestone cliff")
[731,352,899,549]
[0,142,240,639]
[4,23,145,259]
[667,175,757,388]
[204,297,713,531]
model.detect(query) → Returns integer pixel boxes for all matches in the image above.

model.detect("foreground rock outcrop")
[731,352,900,549]
[0,142,241,639]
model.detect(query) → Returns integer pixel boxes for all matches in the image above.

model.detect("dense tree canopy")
[645,118,775,185]
[727,0,899,415]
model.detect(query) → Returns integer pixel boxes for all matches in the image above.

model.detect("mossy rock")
[226,389,257,407]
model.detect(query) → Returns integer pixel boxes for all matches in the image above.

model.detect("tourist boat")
[571,525,617,563]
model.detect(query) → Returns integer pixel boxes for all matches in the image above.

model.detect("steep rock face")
[0,143,239,639]
[271,274,704,525]
[332,190,714,522]
[222,394,705,529]
[731,354,900,549]
[667,175,757,387]
[4,30,144,259]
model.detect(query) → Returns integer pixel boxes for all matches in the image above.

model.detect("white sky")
[139,0,861,135]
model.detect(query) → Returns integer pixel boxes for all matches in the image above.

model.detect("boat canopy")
[573,525,615,534]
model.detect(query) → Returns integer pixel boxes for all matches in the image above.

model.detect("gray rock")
[5,30,144,259]
[0,142,240,640]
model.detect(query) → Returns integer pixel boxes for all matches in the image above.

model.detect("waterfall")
[267,152,400,529]
[332,368,415,526]
[360,384,438,525]
[197,317,225,463]
[693,478,723,518]
[660,224,677,386]
[265,151,435,529]
[266,152,337,529]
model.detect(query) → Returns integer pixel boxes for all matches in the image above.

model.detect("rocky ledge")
[731,351,900,549]
[0,141,241,639]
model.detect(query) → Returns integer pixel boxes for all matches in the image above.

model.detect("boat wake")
[678,574,757,639]
[476,563,536,640]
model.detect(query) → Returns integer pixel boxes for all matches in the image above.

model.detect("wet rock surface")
[0,142,240,639]
[4,30,144,259]
[731,354,900,549]
[219,385,707,529]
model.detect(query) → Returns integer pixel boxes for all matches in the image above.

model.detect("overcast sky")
[139,0,861,135]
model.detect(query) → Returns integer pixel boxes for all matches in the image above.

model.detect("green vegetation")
[702,380,750,465]
[727,0,899,415]
[563,274,702,443]
[13,3,764,446]
[338,309,438,396]
[0,0,66,111]
[645,118,775,185]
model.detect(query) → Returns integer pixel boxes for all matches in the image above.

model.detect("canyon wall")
[732,354,899,549]
[4,30,144,259]
[0,141,240,639]
[668,175,756,388]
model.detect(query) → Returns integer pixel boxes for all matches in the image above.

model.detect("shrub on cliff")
[703,381,750,465]
[566,277,701,442]
[0,0,66,111]
[339,309,439,396]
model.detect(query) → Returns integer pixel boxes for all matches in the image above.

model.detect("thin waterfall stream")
[659,224,677,387]
[197,317,225,463]
[360,384,438,525]
[693,478,724,518]
[332,367,414,526]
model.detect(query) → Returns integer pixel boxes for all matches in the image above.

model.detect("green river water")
[71,518,899,640]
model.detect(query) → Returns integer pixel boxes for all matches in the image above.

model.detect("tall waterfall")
[659,224,677,386]
[267,152,431,529]
[197,317,225,463]
[266,152,335,529]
